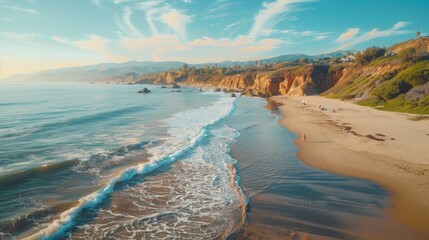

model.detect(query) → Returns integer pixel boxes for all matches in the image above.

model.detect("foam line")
[24,96,236,240]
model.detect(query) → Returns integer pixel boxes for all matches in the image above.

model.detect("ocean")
[0,82,401,239]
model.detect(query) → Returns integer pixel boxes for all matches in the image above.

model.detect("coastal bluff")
[130,64,337,97]
[100,37,429,114]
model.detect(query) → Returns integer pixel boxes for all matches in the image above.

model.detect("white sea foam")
[24,95,236,240]
[64,120,247,239]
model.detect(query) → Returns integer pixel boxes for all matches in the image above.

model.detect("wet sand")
[268,95,429,237]
[231,96,429,239]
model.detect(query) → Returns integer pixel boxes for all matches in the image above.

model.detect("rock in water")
[231,93,237,97]
[214,88,221,92]
[138,88,151,93]
[172,83,181,89]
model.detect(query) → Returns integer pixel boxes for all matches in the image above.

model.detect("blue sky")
[0,0,428,78]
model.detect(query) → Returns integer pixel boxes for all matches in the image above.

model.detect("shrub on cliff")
[355,47,386,65]
[372,79,412,100]
[371,61,429,101]
[398,47,421,63]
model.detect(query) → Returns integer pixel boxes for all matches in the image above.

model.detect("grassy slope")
[322,38,429,114]
[359,61,429,114]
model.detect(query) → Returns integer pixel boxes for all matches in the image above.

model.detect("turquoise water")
[0,83,395,239]
[0,83,245,239]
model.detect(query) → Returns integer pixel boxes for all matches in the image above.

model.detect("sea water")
[0,83,245,239]
[0,82,399,239]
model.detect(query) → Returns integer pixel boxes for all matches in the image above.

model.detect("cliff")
[103,37,428,114]
[323,37,429,114]
[133,64,335,97]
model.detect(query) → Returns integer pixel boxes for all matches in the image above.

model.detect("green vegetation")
[167,39,429,114]
[324,39,429,114]
[355,47,386,66]
[372,61,429,100]
[356,60,429,114]
[359,94,429,114]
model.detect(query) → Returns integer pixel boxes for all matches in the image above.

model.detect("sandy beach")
[271,95,429,236]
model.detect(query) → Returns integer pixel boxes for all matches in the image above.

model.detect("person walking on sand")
[302,133,306,143]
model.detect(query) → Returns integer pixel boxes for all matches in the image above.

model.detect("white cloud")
[335,22,411,51]
[248,0,312,38]
[0,31,42,42]
[334,28,360,43]
[91,0,101,5]
[314,35,327,41]
[146,9,159,35]
[160,9,192,40]
[52,35,125,62]
[393,21,408,29]
[208,0,235,14]
[113,0,137,4]
[3,4,40,14]
[119,34,285,63]
[221,18,250,37]
[123,6,144,37]
[136,0,164,10]
[280,28,332,40]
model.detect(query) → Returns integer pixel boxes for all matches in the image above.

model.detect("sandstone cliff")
[100,38,429,114]
[135,64,335,97]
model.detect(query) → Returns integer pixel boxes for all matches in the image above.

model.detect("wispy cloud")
[248,0,312,38]
[0,31,42,43]
[335,21,411,51]
[334,28,360,43]
[135,0,164,10]
[221,18,250,37]
[314,35,327,41]
[208,0,235,14]
[123,6,144,37]
[160,9,192,40]
[113,0,135,4]
[91,0,101,5]
[205,0,239,19]
[280,29,332,41]
[52,35,125,62]
[3,4,40,14]
[119,34,286,62]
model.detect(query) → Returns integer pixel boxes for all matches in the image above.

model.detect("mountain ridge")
[1,52,348,82]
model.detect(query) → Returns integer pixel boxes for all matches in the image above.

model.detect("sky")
[0,0,428,78]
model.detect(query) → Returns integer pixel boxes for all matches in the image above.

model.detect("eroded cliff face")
[323,63,405,98]
[135,64,336,97]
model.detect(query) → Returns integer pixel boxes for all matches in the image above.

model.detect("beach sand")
[271,95,429,236]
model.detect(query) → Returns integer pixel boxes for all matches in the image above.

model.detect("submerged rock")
[161,86,167,88]
[172,83,181,89]
[138,88,151,93]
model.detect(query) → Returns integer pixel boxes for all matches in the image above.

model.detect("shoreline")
[271,95,429,236]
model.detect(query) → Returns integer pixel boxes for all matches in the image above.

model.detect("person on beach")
[302,133,306,143]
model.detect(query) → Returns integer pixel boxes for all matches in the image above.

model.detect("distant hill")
[194,51,349,68]
[1,51,349,82]
[2,61,187,82]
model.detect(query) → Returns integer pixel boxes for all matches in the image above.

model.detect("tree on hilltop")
[355,47,386,65]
